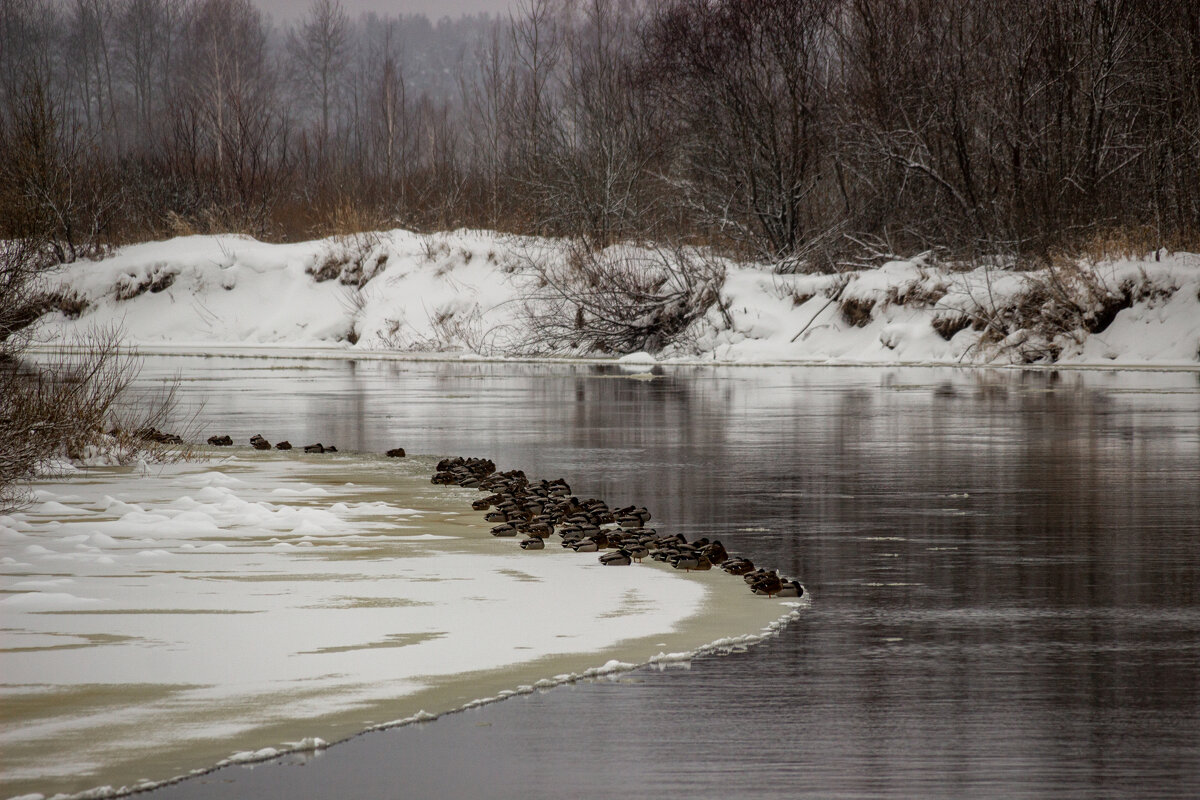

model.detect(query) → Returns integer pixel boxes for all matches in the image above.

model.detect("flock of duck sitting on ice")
[196,435,804,598]
[432,456,805,599]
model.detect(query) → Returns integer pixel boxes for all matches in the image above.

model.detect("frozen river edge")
[0,452,804,800]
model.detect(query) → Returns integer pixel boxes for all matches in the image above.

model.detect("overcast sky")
[254,0,517,23]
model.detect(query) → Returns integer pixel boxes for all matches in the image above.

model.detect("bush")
[931,313,971,341]
[517,241,727,356]
[839,296,875,327]
[0,242,185,512]
[958,260,1172,364]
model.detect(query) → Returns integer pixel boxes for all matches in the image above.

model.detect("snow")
[0,454,799,799]
[32,230,1200,369]
[617,351,658,365]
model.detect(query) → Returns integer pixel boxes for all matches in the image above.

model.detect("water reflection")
[137,359,1200,799]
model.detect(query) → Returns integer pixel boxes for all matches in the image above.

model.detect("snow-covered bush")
[961,262,1147,363]
[308,232,387,287]
[517,240,727,356]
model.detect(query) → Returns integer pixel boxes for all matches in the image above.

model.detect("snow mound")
[33,230,1199,368]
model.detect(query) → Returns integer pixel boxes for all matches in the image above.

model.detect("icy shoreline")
[30,230,1200,370]
[0,453,802,800]
[27,342,1200,373]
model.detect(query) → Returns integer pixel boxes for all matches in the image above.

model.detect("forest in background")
[2,0,1199,507]
[0,0,1198,268]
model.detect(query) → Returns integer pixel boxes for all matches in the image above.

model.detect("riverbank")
[31,230,1200,369]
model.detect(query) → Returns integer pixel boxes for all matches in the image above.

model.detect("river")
[130,357,1200,799]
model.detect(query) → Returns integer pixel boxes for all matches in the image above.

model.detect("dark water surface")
[138,358,1200,800]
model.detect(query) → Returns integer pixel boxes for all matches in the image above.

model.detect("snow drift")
[32,229,1200,368]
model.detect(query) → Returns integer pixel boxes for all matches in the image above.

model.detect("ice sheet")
[0,453,799,799]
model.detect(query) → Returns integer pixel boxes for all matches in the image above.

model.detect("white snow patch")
[32,230,1199,368]
[2,455,803,800]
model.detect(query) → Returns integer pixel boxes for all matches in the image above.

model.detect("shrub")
[113,266,178,301]
[931,313,971,341]
[0,242,185,512]
[839,296,875,327]
[517,240,727,356]
[958,259,1176,364]
[308,233,384,287]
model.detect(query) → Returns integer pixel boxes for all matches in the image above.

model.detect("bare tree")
[172,0,283,231]
[0,73,120,261]
[286,0,350,159]
[540,0,661,245]
[2,0,1195,253]
[461,21,514,227]
[115,0,183,149]
[503,0,565,225]
[375,20,407,191]
[180,0,270,166]
[646,0,837,259]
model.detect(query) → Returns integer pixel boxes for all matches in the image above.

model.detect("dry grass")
[2,240,191,511]
[0,328,191,512]
[956,258,1169,363]
[377,303,506,354]
[931,312,971,341]
[885,278,949,308]
[113,266,177,301]
[308,231,385,288]
[1049,225,1165,266]
[839,296,875,327]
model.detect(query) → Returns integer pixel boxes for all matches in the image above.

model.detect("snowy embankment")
[34,229,1200,368]
[0,454,798,799]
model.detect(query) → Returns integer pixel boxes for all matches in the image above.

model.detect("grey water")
[138,358,1200,800]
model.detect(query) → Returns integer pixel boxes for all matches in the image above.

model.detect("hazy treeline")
[1,0,1196,268]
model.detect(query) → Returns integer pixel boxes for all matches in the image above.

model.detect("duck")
[436,454,811,605]
[721,557,755,576]
[744,568,777,585]
[751,573,784,597]
[700,540,729,564]
[626,543,650,562]
[671,553,712,572]
[599,550,632,566]
[775,580,804,598]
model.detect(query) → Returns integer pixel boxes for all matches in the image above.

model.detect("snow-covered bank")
[33,230,1200,368]
[0,452,798,800]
